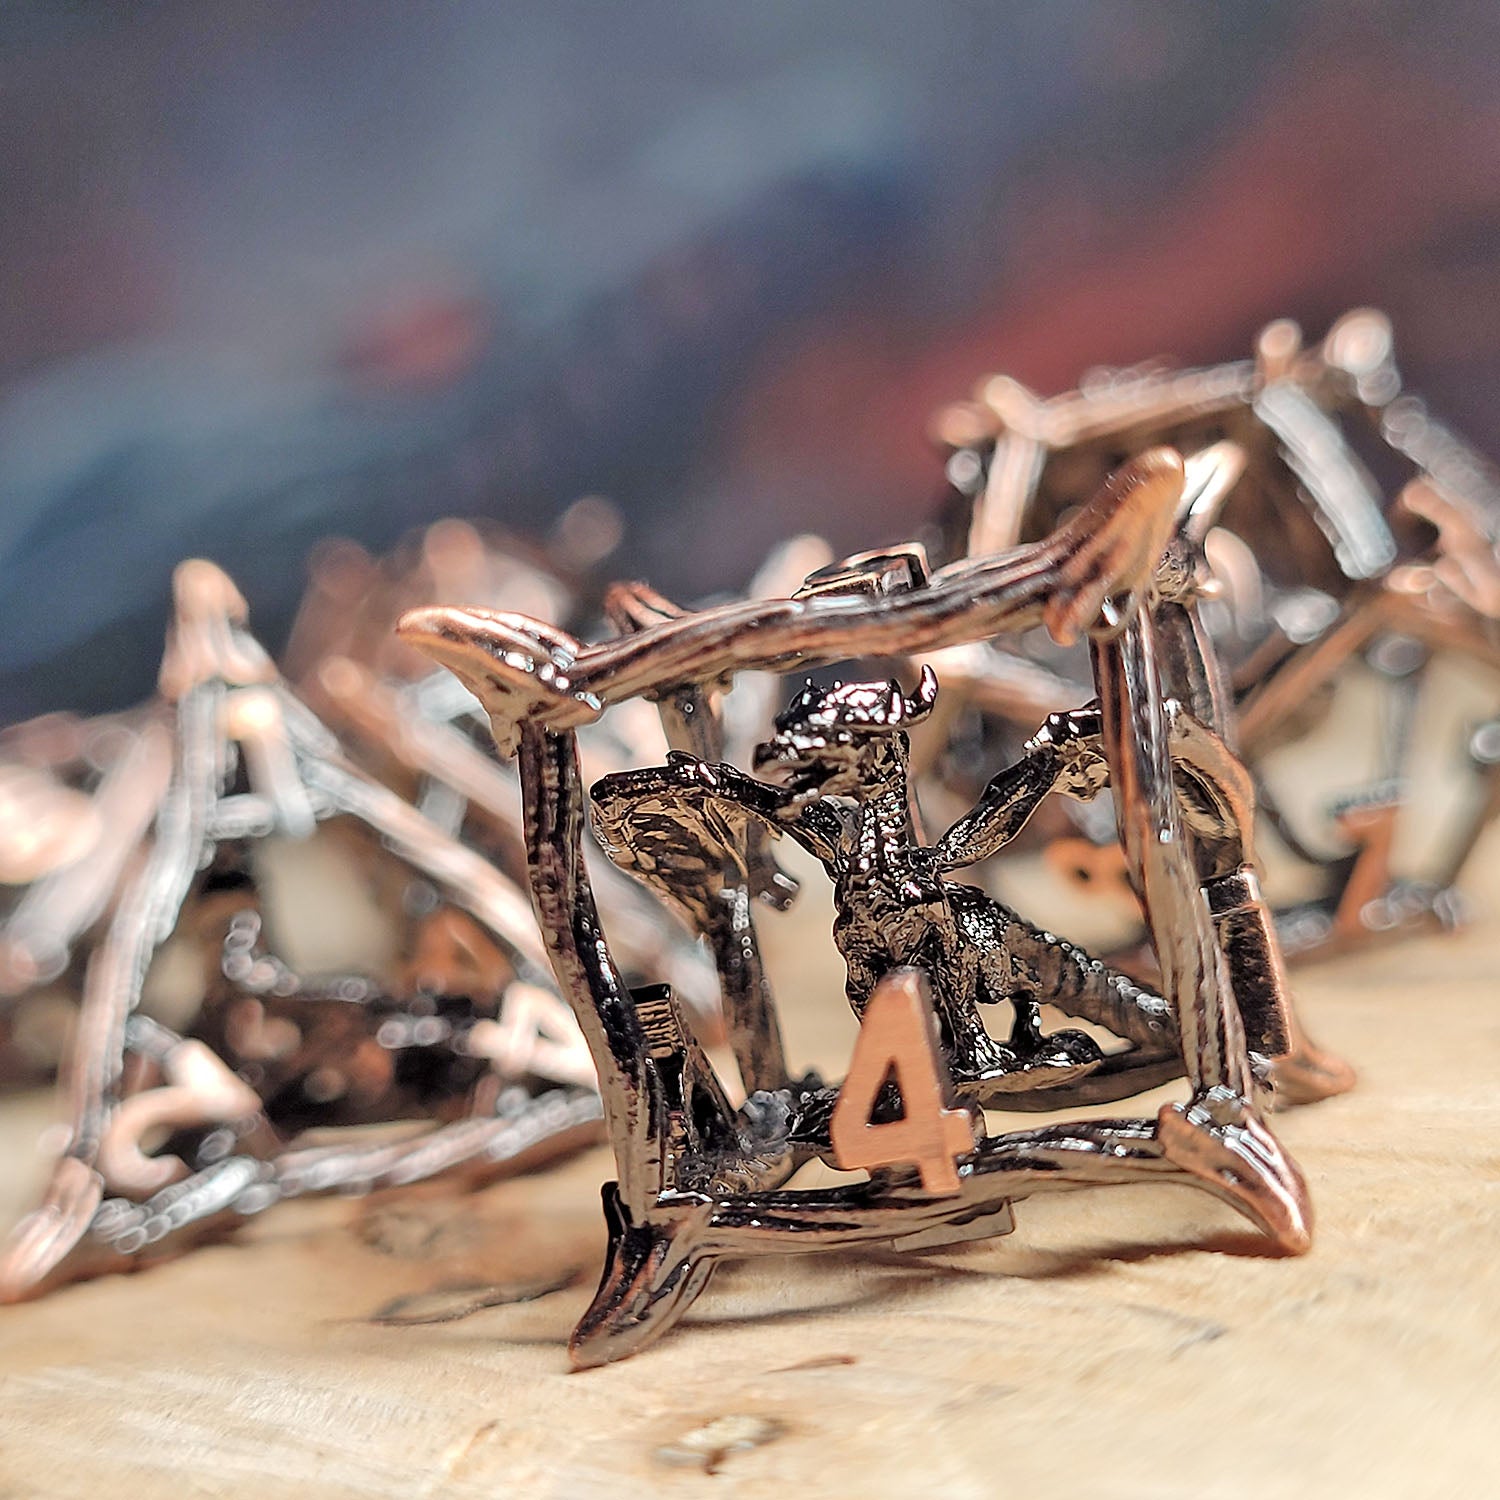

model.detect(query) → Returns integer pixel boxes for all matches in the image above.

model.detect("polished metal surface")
[402,450,1321,1367]
[928,310,1500,962]
[0,561,601,1302]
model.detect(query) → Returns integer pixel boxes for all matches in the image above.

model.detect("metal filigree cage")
[924,311,1500,963]
[401,449,1341,1367]
[0,561,602,1301]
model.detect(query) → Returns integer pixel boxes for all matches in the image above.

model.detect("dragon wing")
[590,754,804,931]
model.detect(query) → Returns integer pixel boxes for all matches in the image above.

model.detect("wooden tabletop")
[2,857,1498,1499]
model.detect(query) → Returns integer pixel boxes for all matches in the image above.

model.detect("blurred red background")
[1,0,1496,716]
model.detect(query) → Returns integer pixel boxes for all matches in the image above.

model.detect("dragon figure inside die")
[400,450,1341,1366]
[594,665,1180,1108]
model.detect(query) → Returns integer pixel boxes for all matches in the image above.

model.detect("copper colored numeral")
[1044,835,1137,907]
[830,970,977,1195]
[1331,797,1400,934]
[468,981,598,1090]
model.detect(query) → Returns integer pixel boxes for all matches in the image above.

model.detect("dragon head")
[753,665,938,801]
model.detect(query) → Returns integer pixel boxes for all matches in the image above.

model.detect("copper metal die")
[927,309,1500,961]
[0,561,601,1300]
[401,450,1337,1367]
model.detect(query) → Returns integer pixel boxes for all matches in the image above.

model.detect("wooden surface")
[2,856,1499,1498]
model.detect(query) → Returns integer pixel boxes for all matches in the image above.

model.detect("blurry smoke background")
[1,0,1497,720]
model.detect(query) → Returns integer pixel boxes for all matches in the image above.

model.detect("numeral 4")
[830,969,978,1194]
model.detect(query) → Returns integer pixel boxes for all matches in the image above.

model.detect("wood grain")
[2,846,1498,1499]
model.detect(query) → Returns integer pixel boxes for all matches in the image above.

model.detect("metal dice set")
[4,312,1497,1365]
